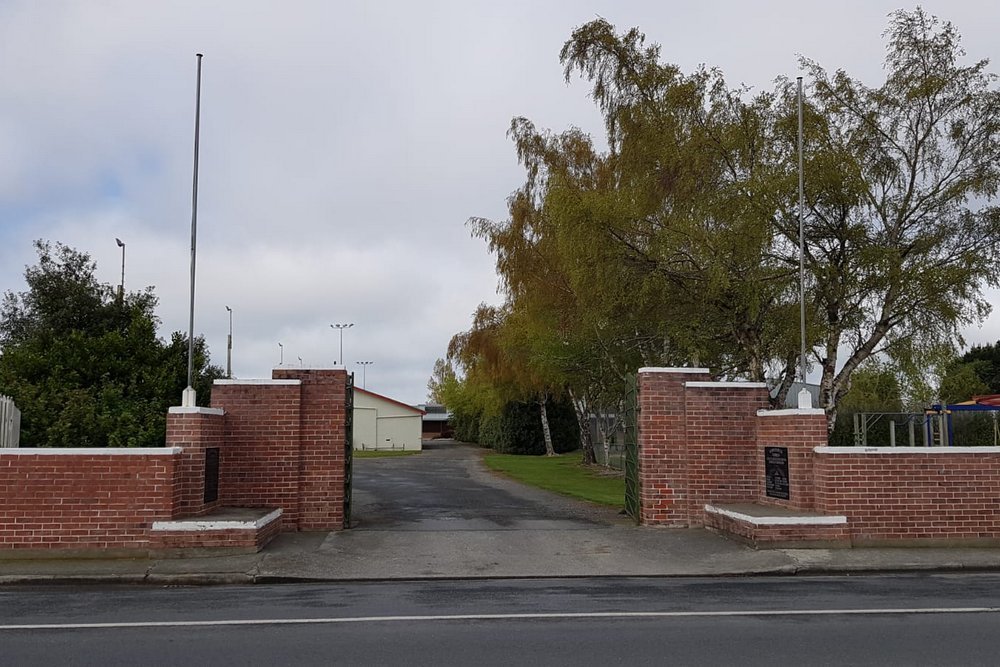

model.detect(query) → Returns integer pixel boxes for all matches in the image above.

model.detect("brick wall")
[165,407,225,518]
[0,449,179,551]
[0,369,349,554]
[210,380,304,528]
[211,369,348,532]
[636,369,770,526]
[815,447,1000,545]
[756,409,828,510]
[273,369,347,530]
[637,368,709,525]
[683,382,769,524]
[637,368,1000,545]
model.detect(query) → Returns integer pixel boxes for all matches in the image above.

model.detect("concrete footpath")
[4,442,1000,585]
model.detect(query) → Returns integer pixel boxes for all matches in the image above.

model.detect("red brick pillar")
[756,408,828,511]
[165,407,226,518]
[683,382,770,524]
[211,379,304,528]
[272,368,348,530]
[637,367,710,526]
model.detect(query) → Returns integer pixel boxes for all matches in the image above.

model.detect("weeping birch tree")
[773,8,1000,426]
[452,7,1000,439]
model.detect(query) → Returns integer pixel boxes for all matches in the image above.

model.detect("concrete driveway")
[350,440,623,532]
[259,441,801,579]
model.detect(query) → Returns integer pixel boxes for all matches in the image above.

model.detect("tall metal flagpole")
[797,76,807,385]
[183,53,204,407]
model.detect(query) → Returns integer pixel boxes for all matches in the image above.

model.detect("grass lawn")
[354,450,421,458]
[483,453,624,507]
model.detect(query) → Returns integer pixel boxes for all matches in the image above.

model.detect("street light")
[225,306,232,378]
[278,342,283,366]
[330,323,354,365]
[114,238,125,300]
[297,356,303,367]
[356,361,374,389]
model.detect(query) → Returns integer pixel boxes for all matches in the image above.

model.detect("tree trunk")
[770,355,798,409]
[539,393,556,456]
[569,389,596,465]
[597,413,615,469]
[820,317,894,433]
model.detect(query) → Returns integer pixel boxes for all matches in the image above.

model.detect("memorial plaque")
[204,447,220,504]
[764,446,789,500]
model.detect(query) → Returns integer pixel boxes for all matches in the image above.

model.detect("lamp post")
[115,238,125,300]
[356,361,374,389]
[330,323,354,365]
[278,342,283,366]
[297,356,303,367]
[225,305,232,378]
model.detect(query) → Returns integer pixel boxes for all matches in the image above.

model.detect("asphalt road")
[3,574,1000,665]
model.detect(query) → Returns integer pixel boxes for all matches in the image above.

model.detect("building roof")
[973,394,1000,407]
[354,387,426,415]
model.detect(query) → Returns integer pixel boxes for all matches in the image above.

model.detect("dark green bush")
[478,398,579,455]
[450,408,480,443]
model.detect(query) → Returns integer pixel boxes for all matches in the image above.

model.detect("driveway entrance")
[299,440,793,579]
[350,441,621,531]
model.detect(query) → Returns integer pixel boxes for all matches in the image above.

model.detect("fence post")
[0,394,21,448]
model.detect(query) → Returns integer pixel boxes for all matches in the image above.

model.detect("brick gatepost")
[636,367,710,525]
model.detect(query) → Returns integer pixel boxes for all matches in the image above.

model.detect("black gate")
[344,371,355,527]
[623,374,639,523]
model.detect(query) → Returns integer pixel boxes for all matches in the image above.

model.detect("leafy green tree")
[838,361,905,414]
[447,304,564,456]
[0,241,223,447]
[426,357,457,404]
[556,22,803,398]
[784,8,1000,428]
[957,341,1000,394]
[938,362,991,404]
[464,9,1000,437]
[828,360,906,447]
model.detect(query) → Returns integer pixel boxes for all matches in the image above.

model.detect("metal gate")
[623,374,639,523]
[344,372,355,527]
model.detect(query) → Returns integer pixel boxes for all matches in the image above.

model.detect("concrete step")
[705,502,849,549]
[150,507,283,555]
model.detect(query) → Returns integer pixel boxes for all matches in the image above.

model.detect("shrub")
[478,397,579,455]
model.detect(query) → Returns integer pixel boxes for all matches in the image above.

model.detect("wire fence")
[832,410,1000,448]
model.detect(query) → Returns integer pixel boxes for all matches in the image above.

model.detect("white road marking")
[1,607,998,630]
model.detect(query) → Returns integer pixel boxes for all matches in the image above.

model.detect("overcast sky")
[2,1,999,404]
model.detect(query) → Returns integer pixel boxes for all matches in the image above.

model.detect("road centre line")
[2,607,999,630]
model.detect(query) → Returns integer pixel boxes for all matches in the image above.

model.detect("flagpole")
[797,76,807,384]
[183,53,203,407]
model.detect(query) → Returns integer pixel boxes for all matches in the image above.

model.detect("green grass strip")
[354,449,421,458]
[483,453,624,507]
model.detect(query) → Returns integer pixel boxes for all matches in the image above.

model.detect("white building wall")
[354,407,378,451]
[375,415,422,450]
[353,390,423,451]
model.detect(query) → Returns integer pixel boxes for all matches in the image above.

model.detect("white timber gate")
[0,394,20,448]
